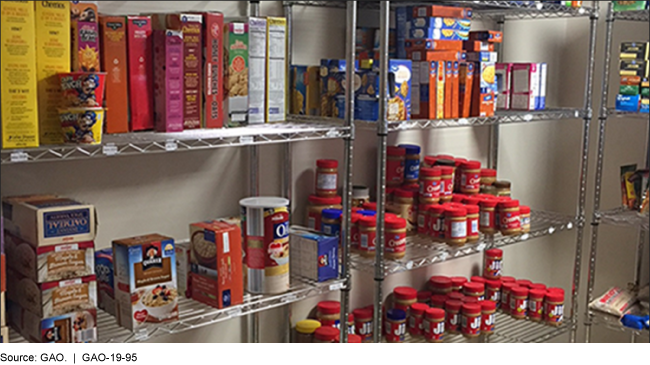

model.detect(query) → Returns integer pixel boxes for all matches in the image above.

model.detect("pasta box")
[413,5,472,19]
[459,62,475,117]
[8,301,97,343]
[356,59,412,122]
[468,31,503,43]
[95,248,115,316]
[410,17,471,31]
[289,228,338,283]
[291,65,320,116]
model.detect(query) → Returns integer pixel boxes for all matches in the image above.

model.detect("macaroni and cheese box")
[99,16,129,134]
[162,14,203,129]
[112,234,178,331]
[127,16,154,131]
[266,17,287,123]
[7,272,97,318]
[289,228,338,283]
[95,248,115,316]
[459,62,474,117]
[405,39,463,51]
[411,17,471,30]
[413,6,472,19]
[225,18,267,126]
[153,30,184,133]
[4,232,94,283]
[2,196,96,247]
[451,61,460,118]
[189,221,243,309]
[8,301,97,343]
[469,31,503,43]
[409,50,466,62]
[620,41,649,60]
[1,1,39,149]
[201,12,225,129]
[291,66,320,116]
[35,1,71,145]
[463,41,495,52]
[409,28,469,41]
[396,6,414,59]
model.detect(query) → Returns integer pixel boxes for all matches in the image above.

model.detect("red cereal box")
[127,16,154,131]
[153,30,184,132]
[201,13,224,128]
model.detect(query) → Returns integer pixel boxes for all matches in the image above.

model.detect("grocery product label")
[360,232,376,252]
[387,158,405,184]
[488,289,501,305]
[408,316,423,336]
[461,315,481,337]
[442,178,453,196]
[511,297,528,317]
[264,208,289,277]
[480,211,493,229]
[481,313,495,332]
[420,179,441,198]
[461,172,481,191]
[501,211,521,230]
[322,223,340,237]
[521,216,531,227]
[307,214,317,230]
[355,319,373,340]
[529,299,543,318]
[384,321,406,342]
[470,218,479,235]
[266,17,287,123]
[385,232,406,253]
[317,173,337,191]
[43,209,92,238]
[501,291,510,312]
[446,312,459,333]
[449,221,467,239]
[545,302,564,323]
[404,158,420,181]
[484,256,502,279]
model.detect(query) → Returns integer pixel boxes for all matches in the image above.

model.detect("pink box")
[154,30,184,132]
[496,63,513,110]
[127,16,154,131]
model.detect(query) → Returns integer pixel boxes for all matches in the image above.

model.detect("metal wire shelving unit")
[286,0,599,343]
[584,3,650,343]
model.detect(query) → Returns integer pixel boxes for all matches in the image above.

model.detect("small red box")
[127,16,154,131]
[405,39,463,51]
[413,5,472,19]
[201,12,224,128]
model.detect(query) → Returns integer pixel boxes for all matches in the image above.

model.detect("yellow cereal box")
[1,1,40,149]
[266,17,287,123]
[35,1,71,145]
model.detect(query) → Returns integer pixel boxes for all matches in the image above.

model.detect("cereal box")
[112,234,177,331]
[425,60,445,119]
[4,232,94,283]
[413,6,472,19]
[72,21,100,72]
[319,59,346,117]
[174,241,190,298]
[266,17,287,123]
[99,16,129,134]
[459,62,474,117]
[464,41,494,52]
[225,18,267,126]
[620,41,649,60]
[127,16,155,131]
[153,30,184,133]
[291,65,320,116]
[202,12,225,129]
[70,1,97,23]
[189,221,243,309]
[409,28,469,41]
[451,61,460,118]
[290,228,338,283]
[1,1,39,149]
[510,63,540,110]
[411,17,471,31]
[162,14,203,129]
[469,31,503,43]
[8,301,97,343]
[405,39,463,51]
[35,1,70,145]
[2,196,96,247]
[396,6,414,59]
[7,272,97,318]
[95,248,115,316]
[496,63,513,110]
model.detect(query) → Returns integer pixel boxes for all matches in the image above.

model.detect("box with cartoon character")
[59,108,104,145]
[8,301,96,343]
[289,228,338,283]
[356,59,412,122]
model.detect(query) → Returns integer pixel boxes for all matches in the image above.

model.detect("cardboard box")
[396,6,414,59]
[615,94,640,112]
[1,292,4,327]
[4,232,94,283]
[189,221,243,309]
[112,234,178,331]
[413,6,472,19]
[511,63,540,110]
[443,60,453,119]
[1,1,40,149]
[356,27,376,50]
[411,62,421,118]
[405,39,463,51]
[319,59,347,117]
[291,65,320,116]
[162,14,203,129]
[72,21,100,72]
[266,17,287,123]
[70,1,97,23]
[411,50,466,62]
[289,228,338,283]
[409,27,469,41]
[95,248,115,316]
[2,196,96,247]
[496,63,513,110]
[620,41,649,60]
[613,1,647,11]
[620,75,641,85]
[225,18,267,126]
[427,60,445,119]
[99,16,130,134]
[463,41,495,52]
[620,59,648,78]
[1,326,7,343]
[202,12,225,128]
[411,17,471,30]
[451,60,460,118]
[153,30,184,133]
[35,1,70,145]
[469,31,503,43]
[8,301,97,343]
[355,60,412,122]
[7,272,97,318]
[174,241,190,298]
[537,62,547,110]
[127,16,155,131]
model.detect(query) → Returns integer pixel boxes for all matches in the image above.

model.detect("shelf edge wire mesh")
[597,207,649,231]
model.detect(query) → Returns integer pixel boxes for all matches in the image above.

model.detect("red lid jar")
[480,300,497,334]
[528,289,546,322]
[362,202,377,211]
[501,282,516,314]
[352,308,373,342]
[423,308,446,343]
[448,292,465,302]
[385,217,407,259]
[393,188,417,227]
[486,279,502,308]
[419,167,441,204]
[439,166,454,202]
[387,146,406,188]
[545,289,564,326]
[471,276,486,285]
[445,299,462,334]
[358,216,377,258]
[499,199,521,235]
[510,286,529,319]
[484,248,503,280]
[430,294,448,309]
[393,286,417,313]
[481,168,497,187]
[428,205,446,241]
[460,160,482,195]
[317,301,341,328]
[384,309,407,343]
[417,290,432,304]
[461,303,482,338]
[408,302,429,337]
[314,326,339,343]
[429,276,452,295]
[451,277,468,292]
[463,282,485,301]
[315,159,339,198]
[515,279,532,289]
[423,155,438,168]
[307,195,343,231]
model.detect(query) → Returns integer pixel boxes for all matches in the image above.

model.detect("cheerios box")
[2,195,96,247]
[95,248,115,316]
[8,301,97,343]
[112,234,178,331]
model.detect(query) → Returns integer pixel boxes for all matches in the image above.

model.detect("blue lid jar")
[357,210,377,217]
[321,209,342,220]
[386,308,407,321]
[398,144,421,156]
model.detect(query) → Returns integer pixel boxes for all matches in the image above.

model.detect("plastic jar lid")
[398,144,421,155]
[385,213,399,220]
[385,216,407,229]
[353,185,370,198]
[448,292,465,301]
[387,146,406,156]
[511,286,529,297]
[530,283,547,291]
[520,205,531,214]
[359,216,377,227]
[425,307,446,320]
[352,308,373,320]
[322,209,343,220]
[436,154,455,160]
[351,213,361,223]
[546,290,564,302]
[454,158,468,166]
[464,197,481,206]
[445,299,462,311]
[347,334,362,343]
[317,301,341,315]
[420,167,442,177]
[386,308,407,321]
[470,276,486,284]
[445,207,467,217]
[394,188,416,198]
[529,289,546,300]
[463,282,485,294]
[451,277,468,287]
[348,313,354,322]
[394,287,417,300]
[502,282,516,291]
[500,199,520,209]
[461,160,481,170]
[410,303,429,315]
[419,203,436,212]
[494,180,511,188]
[462,303,482,315]
[358,210,377,217]
[547,287,565,295]
[466,204,479,214]
[296,319,322,334]
[515,279,532,288]
[479,199,498,208]
[452,194,467,203]
[486,279,502,289]
[362,202,377,211]
[439,165,454,175]
[428,205,446,215]
[481,168,497,177]
[317,159,338,168]
[462,296,479,304]
[501,276,516,283]
[314,326,339,342]
[424,156,438,166]
[429,276,452,289]
[485,248,503,257]
[309,195,342,205]
[480,300,497,311]
[417,290,432,302]
[431,294,448,308]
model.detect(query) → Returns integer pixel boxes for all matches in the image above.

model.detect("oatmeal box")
[8,301,97,343]
[95,248,115,316]
[112,234,178,331]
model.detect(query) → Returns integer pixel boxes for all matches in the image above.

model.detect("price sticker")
[226,307,243,317]
[239,136,254,145]
[10,151,28,163]
[326,129,340,138]
[329,282,344,291]
[102,143,118,156]
[281,294,297,303]
[165,140,178,152]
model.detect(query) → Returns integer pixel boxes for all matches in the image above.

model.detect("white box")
[266,17,286,123]
[537,62,547,110]
[175,241,190,298]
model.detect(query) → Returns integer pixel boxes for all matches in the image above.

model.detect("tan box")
[0,326,7,343]
[8,301,96,343]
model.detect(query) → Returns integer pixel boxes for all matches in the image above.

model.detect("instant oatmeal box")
[112,234,178,331]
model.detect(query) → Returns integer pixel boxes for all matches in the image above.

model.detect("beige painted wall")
[1,1,648,343]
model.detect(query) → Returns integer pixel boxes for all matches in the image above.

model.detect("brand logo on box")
[142,243,163,270]
[43,209,91,238]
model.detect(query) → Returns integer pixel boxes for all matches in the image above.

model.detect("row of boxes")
[497,62,548,111]
[616,41,649,114]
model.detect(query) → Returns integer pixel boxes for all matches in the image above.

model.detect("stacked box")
[289,228,338,283]
[153,30,184,132]
[616,41,649,113]
[329,60,361,119]
[201,12,225,128]
[95,248,115,316]
[2,195,98,343]
[266,17,287,123]
[396,6,414,59]
[613,1,648,11]
[467,52,497,116]
[99,16,130,133]
[175,241,191,298]
[291,66,320,116]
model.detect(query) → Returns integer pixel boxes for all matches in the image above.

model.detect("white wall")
[1,1,648,343]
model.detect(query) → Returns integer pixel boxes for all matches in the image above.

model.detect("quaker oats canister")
[240,197,290,294]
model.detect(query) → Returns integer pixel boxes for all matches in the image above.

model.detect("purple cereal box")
[154,30,184,132]
[72,21,101,72]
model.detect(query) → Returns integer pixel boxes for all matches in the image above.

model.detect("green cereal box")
[291,66,320,116]
[225,18,266,126]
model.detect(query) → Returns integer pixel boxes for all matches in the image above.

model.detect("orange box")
[620,75,641,85]
[471,88,495,117]
[468,31,503,43]
[463,41,494,52]
[99,16,130,133]
[428,60,445,119]
[451,61,460,119]
[413,6,472,19]
[420,50,466,62]
[405,39,463,51]
[459,63,475,118]
[444,61,453,119]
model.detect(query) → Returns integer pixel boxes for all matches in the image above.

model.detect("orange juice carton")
[411,17,471,31]
[201,12,225,128]
[99,16,129,134]
[291,65,321,116]
[8,301,97,343]
[468,31,503,43]
[463,40,494,52]
[189,221,243,309]
[153,30,184,133]
[510,63,540,111]
[161,14,203,129]
[413,6,472,19]
[266,17,287,123]
[127,16,154,131]
[35,1,70,145]
[496,63,513,109]
[405,39,463,51]
[112,234,178,331]
[459,62,474,118]
[95,248,115,316]
[1,1,39,149]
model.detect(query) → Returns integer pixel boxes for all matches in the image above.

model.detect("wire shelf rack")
[613,10,650,22]
[608,109,650,120]
[284,1,595,19]
[0,120,350,165]
[589,310,650,339]
[350,210,575,276]
[8,276,345,343]
[597,207,649,231]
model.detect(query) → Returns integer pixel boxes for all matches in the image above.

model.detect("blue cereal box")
[396,6,413,59]
[289,228,338,283]
[356,59,412,121]
[411,17,471,31]
[410,27,469,41]
[95,248,115,316]
[616,94,640,112]
[112,234,178,331]
[291,65,320,116]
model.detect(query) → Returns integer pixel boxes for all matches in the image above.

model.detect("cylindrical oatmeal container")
[240,197,290,294]
[59,108,105,145]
